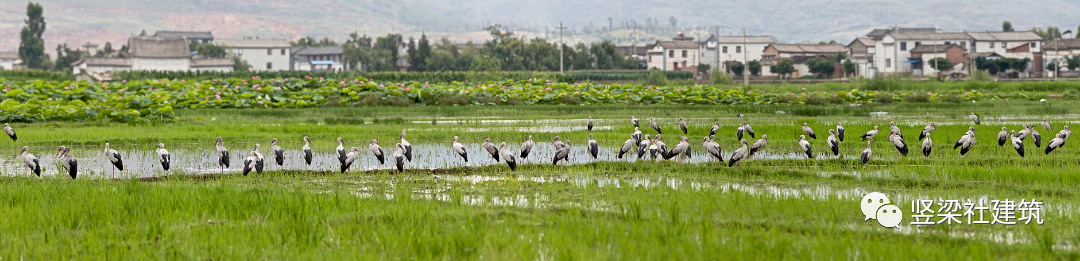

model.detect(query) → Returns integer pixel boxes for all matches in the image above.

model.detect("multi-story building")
[698,34,775,73]
[646,34,701,74]
[291,46,345,71]
[71,36,233,75]
[216,39,292,71]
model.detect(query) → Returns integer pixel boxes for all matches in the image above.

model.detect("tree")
[770,59,795,78]
[191,40,227,58]
[53,44,82,73]
[806,58,836,77]
[406,37,417,71]
[470,54,501,72]
[1067,55,1080,71]
[425,51,455,71]
[417,33,431,71]
[1047,61,1059,72]
[748,60,761,75]
[728,62,744,76]
[668,16,677,27]
[842,59,857,76]
[697,63,711,76]
[928,57,952,71]
[19,2,47,70]
[103,42,113,57]
[233,56,252,71]
[827,52,846,62]
[645,68,668,86]
[291,36,338,47]
[1002,20,1014,32]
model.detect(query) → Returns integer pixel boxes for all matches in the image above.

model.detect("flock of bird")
[4,113,1073,180]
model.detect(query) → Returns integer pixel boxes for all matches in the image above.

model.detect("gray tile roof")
[127,37,191,58]
[909,44,964,53]
[72,57,131,67]
[867,28,939,37]
[768,43,847,53]
[965,31,1042,41]
[293,46,343,55]
[889,32,971,40]
[656,41,699,49]
[711,35,775,43]
[0,52,17,59]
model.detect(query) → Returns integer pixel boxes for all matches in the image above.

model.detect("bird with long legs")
[216,137,230,173]
[587,133,599,161]
[58,146,77,179]
[302,136,313,170]
[802,123,817,139]
[919,123,936,141]
[104,143,123,179]
[728,139,749,167]
[399,131,413,162]
[827,129,840,156]
[3,123,16,141]
[520,135,533,159]
[270,138,284,169]
[156,143,170,177]
[482,138,499,163]
[368,139,385,165]
[452,136,468,163]
[499,142,516,171]
[19,146,40,177]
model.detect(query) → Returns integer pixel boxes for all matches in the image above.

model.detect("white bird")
[520,135,534,159]
[452,136,468,163]
[649,117,662,134]
[552,136,565,150]
[969,113,981,125]
[635,134,652,158]
[336,137,347,166]
[738,121,755,140]
[922,134,933,157]
[919,123,936,141]
[1030,125,1042,148]
[1059,125,1072,140]
[302,136,313,169]
[663,136,691,162]
[1045,133,1066,156]
[702,135,723,163]
[631,116,639,127]
[216,137,230,173]
[888,122,902,137]
[1016,124,1031,141]
[860,141,872,165]
[341,147,360,174]
[242,151,260,176]
[587,116,594,131]
[587,133,599,160]
[482,138,499,163]
[1010,130,1024,157]
[631,127,642,145]
[797,135,813,159]
[553,141,571,165]
[393,143,407,172]
[1042,118,1052,131]
[836,122,845,142]
[369,139,385,165]
[887,133,908,159]
[58,146,77,179]
[499,142,516,171]
[250,143,264,174]
[955,131,976,157]
[727,139,749,167]
[19,146,40,177]
[399,131,413,162]
[709,121,720,136]
[749,134,768,159]
[802,122,817,139]
[104,143,123,178]
[997,127,1009,146]
[3,123,16,141]
[678,117,688,134]
[861,126,879,141]
[827,129,840,156]
[652,134,669,160]
[618,134,636,161]
[156,143,170,176]
[270,138,284,168]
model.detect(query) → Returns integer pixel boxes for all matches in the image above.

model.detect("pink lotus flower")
[802,88,806,90]
[256,87,262,91]
[747,90,753,94]
[235,86,240,89]
[596,91,601,94]
[119,90,125,93]
[209,87,214,90]
[64,87,69,90]
[2,88,9,92]
[179,94,184,96]
[101,84,107,88]
[118,96,123,99]
[275,87,281,91]
[380,84,385,88]
[156,95,161,97]
[122,80,127,83]
[206,97,210,100]
[180,80,186,83]
[528,79,533,81]
[319,77,324,81]
[403,88,410,92]
[545,80,550,83]
[339,81,345,85]
[344,84,349,87]
[148,88,153,91]
[167,84,171,87]
[545,87,552,91]
[195,87,200,90]
[216,92,222,95]
[215,95,221,99]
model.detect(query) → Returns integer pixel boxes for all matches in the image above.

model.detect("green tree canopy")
[842,59,857,75]
[806,58,835,77]
[1002,20,1014,32]
[770,58,795,78]
[928,57,952,71]
[19,2,47,70]
[747,60,761,75]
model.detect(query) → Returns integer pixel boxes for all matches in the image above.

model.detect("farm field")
[1,101,1079,259]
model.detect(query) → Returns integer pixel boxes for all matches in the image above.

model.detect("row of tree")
[1003,20,1079,41]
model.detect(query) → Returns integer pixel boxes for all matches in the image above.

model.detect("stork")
[520,135,533,159]
[709,121,720,136]
[922,134,933,157]
[836,122,845,142]
[861,126,879,141]
[19,146,40,177]
[797,135,813,159]
[828,129,840,156]
[452,136,468,163]
[552,141,571,166]
[997,127,1009,147]
[749,134,768,159]
[678,117,688,134]
[969,113,981,125]
[242,151,261,176]
[270,138,284,169]
[702,136,723,163]
[216,137,230,173]
[104,143,123,179]
[1042,118,1052,131]
[341,147,360,174]
[499,142,516,171]
[156,143,170,176]
[336,137,347,166]
[662,136,691,162]
[631,128,642,145]
[1010,130,1024,157]
[3,123,15,141]
[393,143,406,173]
[400,131,413,162]
[631,116,639,127]
[727,139,749,167]
[57,146,77,179]
[919,123,936,141]
[887,133,908,159]
[587,133,599,160]
[302,136,313,170]
[587,116,594,131]
[802,122,817,139]
[649,117,662,134]
[860,141,872,166]
[251,143,264,174]
[482,138,499,163]
[737,121,755,140]
[552,136,565,150]
[1045,133,1066,156]
[368,139,385,165]
[618,134,635,161]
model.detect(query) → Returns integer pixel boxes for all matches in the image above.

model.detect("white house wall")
[132,57,190,71]
[232,47,291,71]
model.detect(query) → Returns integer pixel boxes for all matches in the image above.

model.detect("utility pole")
[743,28,749,85]
[558,22,567,74]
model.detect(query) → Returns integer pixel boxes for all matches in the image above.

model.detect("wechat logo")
[861,192,903,228]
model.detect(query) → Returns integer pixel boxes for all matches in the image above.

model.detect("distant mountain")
[2,0,1079,58]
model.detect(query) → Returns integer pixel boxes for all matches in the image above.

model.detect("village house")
[291,46,345,71]
[215,39,292,71]
[847,38,875,77]
[0,52,17,70]
[71,36,233,75]
[874,32,971,75]
[646,34,700,74]
[698,34,775,73]
[908,44,969,76]
[865,27,940,41]
[759,43,847,77]
[1043,38,1080,77]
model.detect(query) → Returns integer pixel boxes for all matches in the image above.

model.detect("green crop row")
[569,70,694,81]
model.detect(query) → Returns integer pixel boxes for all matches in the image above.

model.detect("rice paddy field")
[2,100,1079,259]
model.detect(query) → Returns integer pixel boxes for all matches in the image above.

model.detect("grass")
[2,101,1080,259]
